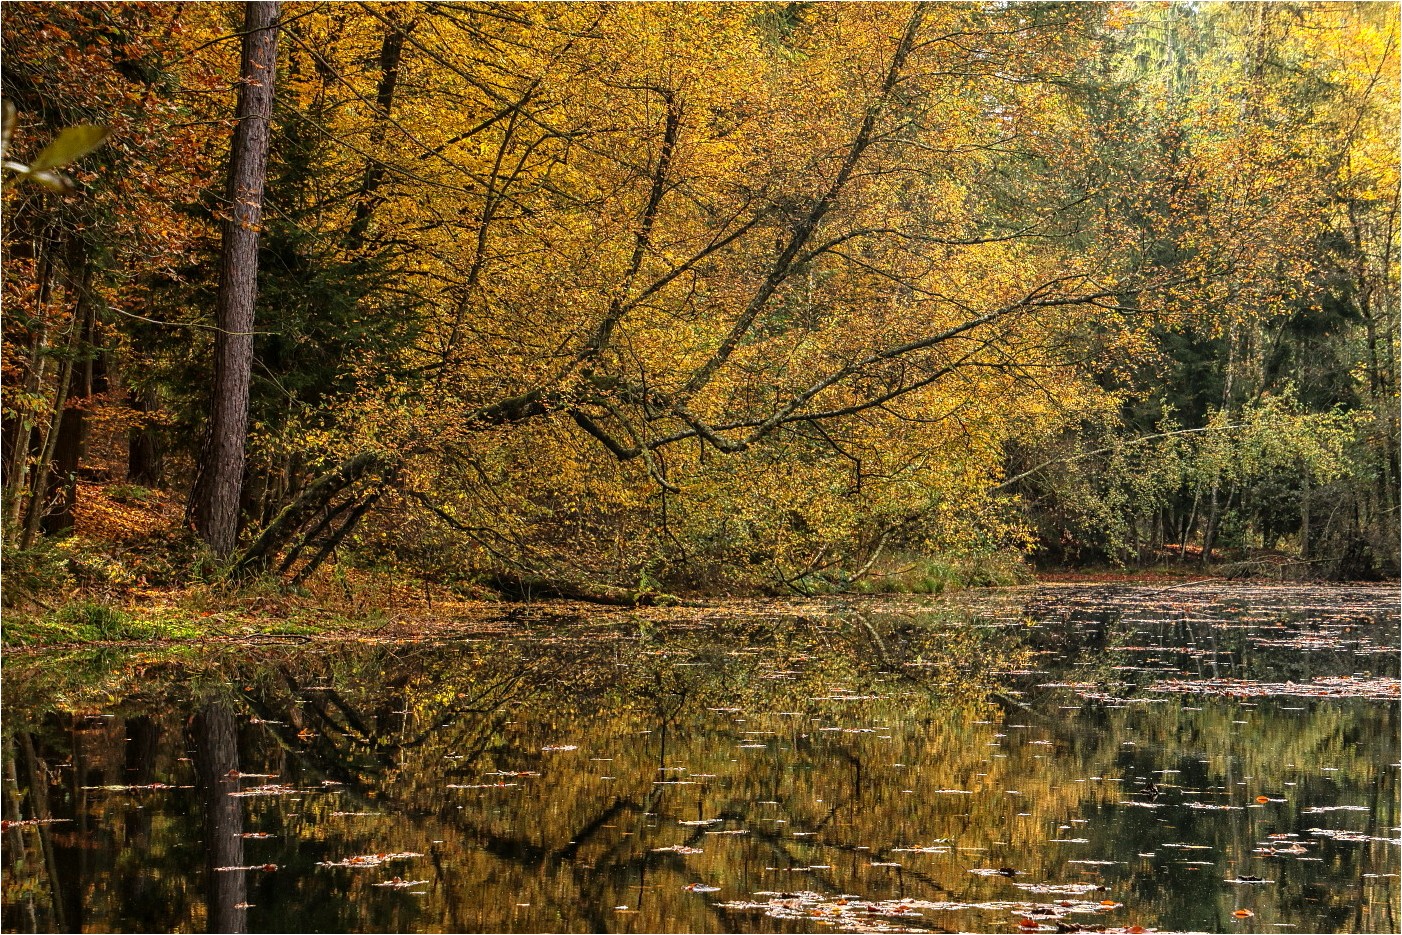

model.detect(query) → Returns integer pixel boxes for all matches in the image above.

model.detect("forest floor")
[0,480,1371,651]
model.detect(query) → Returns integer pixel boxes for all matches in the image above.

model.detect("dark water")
[3,584,1398,934]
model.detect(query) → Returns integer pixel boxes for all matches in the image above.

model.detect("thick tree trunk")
[188,1,279,556]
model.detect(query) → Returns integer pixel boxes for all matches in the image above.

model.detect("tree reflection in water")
[194,703,246,934]
[2,587,1397,933]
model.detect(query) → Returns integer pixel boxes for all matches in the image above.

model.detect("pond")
[2,584,1398,934]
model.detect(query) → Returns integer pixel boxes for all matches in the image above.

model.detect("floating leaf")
[317,852,423,869]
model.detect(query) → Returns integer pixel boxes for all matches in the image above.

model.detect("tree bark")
[46,260,102,535]
[4,241,58,539]
[20,264,89,548]
[187,1,280,556]
[126,384,165,486]
[343,9,412,252]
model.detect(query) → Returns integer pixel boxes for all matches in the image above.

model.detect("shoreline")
[6,574,1398,654]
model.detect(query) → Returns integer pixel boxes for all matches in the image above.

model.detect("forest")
[2,1,1398,615]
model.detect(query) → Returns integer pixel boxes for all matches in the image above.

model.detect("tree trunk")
[127,385,164,486]
[230,451,384,577]
[187,1,280,556]
[20,268,89,549]
[1200,480,1221,566]
[343,10,412,252]
[1299,470,1311,560]
[4,242,59,540]
[46,263,102,535]
[485,570,678,607]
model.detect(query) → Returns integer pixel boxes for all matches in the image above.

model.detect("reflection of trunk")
[123,717,160,838]
[3,740,40,931]
[18,731,69,931]
[120,717,161,919]
[194,703,247,934]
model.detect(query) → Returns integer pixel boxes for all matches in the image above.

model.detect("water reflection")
[2,586,1398,933]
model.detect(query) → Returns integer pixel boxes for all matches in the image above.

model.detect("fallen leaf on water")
[1309,828,1402,844]
[1013,883,1105,896]
[372,877,430,888]
[81,783,189,792]
[652,844,703,855]
[1,819,71,830]
[228,784,303,798]
[317,852,423,869]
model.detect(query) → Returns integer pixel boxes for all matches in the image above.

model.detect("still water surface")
[3,584,1398,934]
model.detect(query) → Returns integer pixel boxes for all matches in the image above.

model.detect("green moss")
[105,483,156,504]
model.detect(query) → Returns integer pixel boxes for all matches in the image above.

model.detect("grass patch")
[6,600,159,646]
[1,537,73,609]
[852,552,1031,594]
